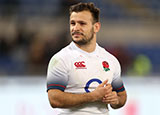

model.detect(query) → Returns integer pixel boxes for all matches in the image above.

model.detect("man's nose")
[74,23,80,31]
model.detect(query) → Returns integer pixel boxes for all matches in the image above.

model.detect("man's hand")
[91,80,112,101]
[102,91,119,105]
[102,87,127,109]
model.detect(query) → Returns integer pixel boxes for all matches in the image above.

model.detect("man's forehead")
[70,11,93,21]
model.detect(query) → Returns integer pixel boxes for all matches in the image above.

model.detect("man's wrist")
[86,91,99,102]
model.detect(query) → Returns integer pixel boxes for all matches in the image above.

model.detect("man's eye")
[80,23,86,25]
[71,22,75,25]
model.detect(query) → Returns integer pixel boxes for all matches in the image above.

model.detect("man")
[47,2,127,115]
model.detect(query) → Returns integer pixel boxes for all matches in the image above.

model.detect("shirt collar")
[70,42,99,56]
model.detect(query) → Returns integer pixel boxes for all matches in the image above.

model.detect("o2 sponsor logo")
[84,78,102,93]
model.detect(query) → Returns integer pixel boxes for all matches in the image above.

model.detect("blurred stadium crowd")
[0,0,160,76]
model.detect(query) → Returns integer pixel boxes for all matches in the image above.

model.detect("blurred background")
[0,0,160,115]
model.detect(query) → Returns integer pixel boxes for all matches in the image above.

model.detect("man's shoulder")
[98,45,120,64]
[97,45,112,57]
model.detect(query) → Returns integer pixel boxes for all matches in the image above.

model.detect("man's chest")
[65,55,114,93]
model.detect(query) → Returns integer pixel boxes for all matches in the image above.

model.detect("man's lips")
[72,32,84,36]
[74,33,81,35]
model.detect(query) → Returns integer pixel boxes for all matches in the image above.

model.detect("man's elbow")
[48,89,65,108]
[49,100,64,108]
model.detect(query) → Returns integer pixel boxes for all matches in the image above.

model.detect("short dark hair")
[69,2,100,23]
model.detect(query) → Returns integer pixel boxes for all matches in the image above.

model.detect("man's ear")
[94,22,101,33]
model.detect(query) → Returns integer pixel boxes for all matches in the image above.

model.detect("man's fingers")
[104,91,116,98]
[104,84,112,91]
[98,79,108,87]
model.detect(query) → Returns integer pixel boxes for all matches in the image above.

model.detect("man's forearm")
[48,89,95,108]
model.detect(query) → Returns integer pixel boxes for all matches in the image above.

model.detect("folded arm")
[48,80,110,108]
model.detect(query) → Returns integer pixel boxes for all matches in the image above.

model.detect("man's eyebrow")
[70,20,87,23]
[70,20,74,22]
[78,20,86,23]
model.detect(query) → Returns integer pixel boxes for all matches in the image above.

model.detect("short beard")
[72,29,94,46]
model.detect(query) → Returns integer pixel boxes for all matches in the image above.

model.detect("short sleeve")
[111,58,125,93]
[47,55,68,92]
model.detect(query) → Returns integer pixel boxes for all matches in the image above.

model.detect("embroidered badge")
[102,61,110,72]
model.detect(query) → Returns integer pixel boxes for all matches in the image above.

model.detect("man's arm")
[110,91,127,109]
[102,90,127,109]
[48,89,94,108]
[48,80,111,108]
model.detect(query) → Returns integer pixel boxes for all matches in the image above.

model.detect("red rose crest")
[102,61,110,72]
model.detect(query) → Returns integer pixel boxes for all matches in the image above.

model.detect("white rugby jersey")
[47,42,125,115]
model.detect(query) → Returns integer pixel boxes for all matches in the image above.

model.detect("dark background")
[0,0,160,77]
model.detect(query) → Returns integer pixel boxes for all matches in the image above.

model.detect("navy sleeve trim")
[47,84,66,92]
[114,85,125,93]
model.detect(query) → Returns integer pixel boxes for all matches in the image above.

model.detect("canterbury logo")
[74,61,86,69]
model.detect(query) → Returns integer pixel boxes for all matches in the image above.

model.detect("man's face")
[70,11,95,45]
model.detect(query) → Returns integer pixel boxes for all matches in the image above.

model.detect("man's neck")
[75,39,96,53]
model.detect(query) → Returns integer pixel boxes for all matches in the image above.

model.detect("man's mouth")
[72,32,83,36]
